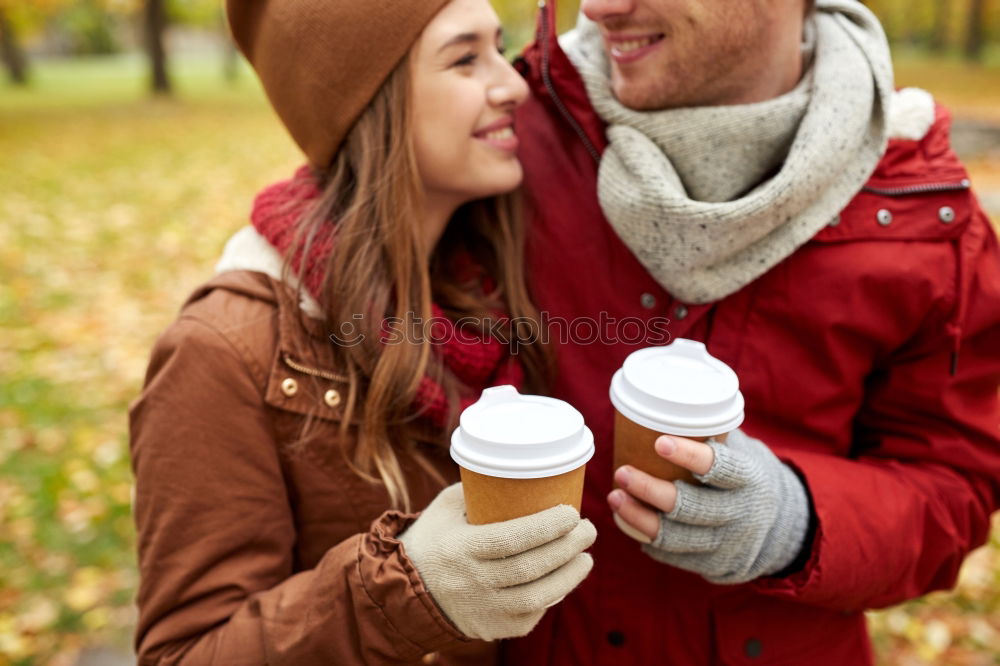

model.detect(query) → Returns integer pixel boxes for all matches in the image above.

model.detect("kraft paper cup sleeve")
[460,464,587,525]
[451,386,595,524]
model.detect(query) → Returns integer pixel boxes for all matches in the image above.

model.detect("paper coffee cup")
[450,385,595,525]
[609,339,744,541]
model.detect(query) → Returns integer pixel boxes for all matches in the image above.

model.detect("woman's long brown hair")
[281,53,550,512]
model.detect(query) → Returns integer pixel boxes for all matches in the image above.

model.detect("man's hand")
[607,429,811,584]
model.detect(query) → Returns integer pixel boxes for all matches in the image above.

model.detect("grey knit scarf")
[561,0,894,304]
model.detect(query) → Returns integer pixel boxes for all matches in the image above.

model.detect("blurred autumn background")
[1,0,998,664]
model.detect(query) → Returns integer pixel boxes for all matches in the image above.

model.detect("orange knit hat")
[226,0,451,168]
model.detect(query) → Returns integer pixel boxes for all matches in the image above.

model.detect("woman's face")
[410,0,529,214]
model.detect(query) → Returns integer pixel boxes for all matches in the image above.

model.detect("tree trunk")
[929,0,949,52]
[222,10,238,84]
[0,8,28,86]
[965,0,986,62]
[144,0,170,94]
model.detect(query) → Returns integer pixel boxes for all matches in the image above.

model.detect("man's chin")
[611,78,672,111]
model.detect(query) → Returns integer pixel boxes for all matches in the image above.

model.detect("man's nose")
[581,0,638,22]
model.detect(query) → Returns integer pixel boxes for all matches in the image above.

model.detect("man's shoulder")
[876,88,966,181]
[887,88,938,142]
[823,93,980,245]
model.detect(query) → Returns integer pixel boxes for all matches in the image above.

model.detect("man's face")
[581,0,802,110]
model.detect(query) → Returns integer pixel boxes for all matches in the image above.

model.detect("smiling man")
[509,0,1000,664]
[594,0,807,109]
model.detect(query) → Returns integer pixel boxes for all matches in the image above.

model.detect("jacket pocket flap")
[713,593,871,665]
[264,350,346,422]
[812,186,973,244]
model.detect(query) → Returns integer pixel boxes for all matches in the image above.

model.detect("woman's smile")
[473,116,519,152]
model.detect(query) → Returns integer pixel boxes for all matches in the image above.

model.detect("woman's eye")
[454,53,477,67]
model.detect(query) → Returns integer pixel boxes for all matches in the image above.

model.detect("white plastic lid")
[450,385,595,479]
[609,339,744,437]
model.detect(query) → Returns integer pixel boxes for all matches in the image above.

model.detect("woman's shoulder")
[180,269,282,344]
[146,270,283,395]
[162,225,325,385]
[141,226,341,419]
[155,267,342,420]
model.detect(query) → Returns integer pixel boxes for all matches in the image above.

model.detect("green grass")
[1,53,302,666]
[1,50,999,665]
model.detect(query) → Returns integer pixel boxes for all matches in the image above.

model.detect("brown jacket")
[129,268,496,665]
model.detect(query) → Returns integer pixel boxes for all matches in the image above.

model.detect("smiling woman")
[127,0,596,664]
[411,7,528,236]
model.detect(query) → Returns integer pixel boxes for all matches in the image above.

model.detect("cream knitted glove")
[398,483,596,641]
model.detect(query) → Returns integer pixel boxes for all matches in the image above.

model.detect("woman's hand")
[609,429,811,584]
[399,483,596,641]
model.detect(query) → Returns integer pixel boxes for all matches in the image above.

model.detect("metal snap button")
[938,206,956,224]
[640,292,657,309]
[876,209,893,226]
[674,304,689,320]
[744,638,763,658]
[421,652,440,664]
[324,389,341,408]
[280,377,298,397]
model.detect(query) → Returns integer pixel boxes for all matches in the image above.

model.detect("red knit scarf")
[251,167,524,428]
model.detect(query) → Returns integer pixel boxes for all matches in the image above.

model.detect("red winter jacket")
[504,3,1000,665]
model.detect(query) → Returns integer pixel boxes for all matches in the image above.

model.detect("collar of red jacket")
[519,0,964,188]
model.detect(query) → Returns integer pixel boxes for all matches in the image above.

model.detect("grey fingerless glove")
[642,429,811,584]
[399,483,596,641]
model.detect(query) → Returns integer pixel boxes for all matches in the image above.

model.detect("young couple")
[129,0,1000,664]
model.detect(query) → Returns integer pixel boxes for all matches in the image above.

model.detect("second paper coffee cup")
[450,385,595,525]
[609,339,744,541]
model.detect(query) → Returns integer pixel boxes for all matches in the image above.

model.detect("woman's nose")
[488,62,530,109]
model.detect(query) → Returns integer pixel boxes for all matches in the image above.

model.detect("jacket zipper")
[538,0,601,165]
[862,179,971,197]
[282,353,347,383]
